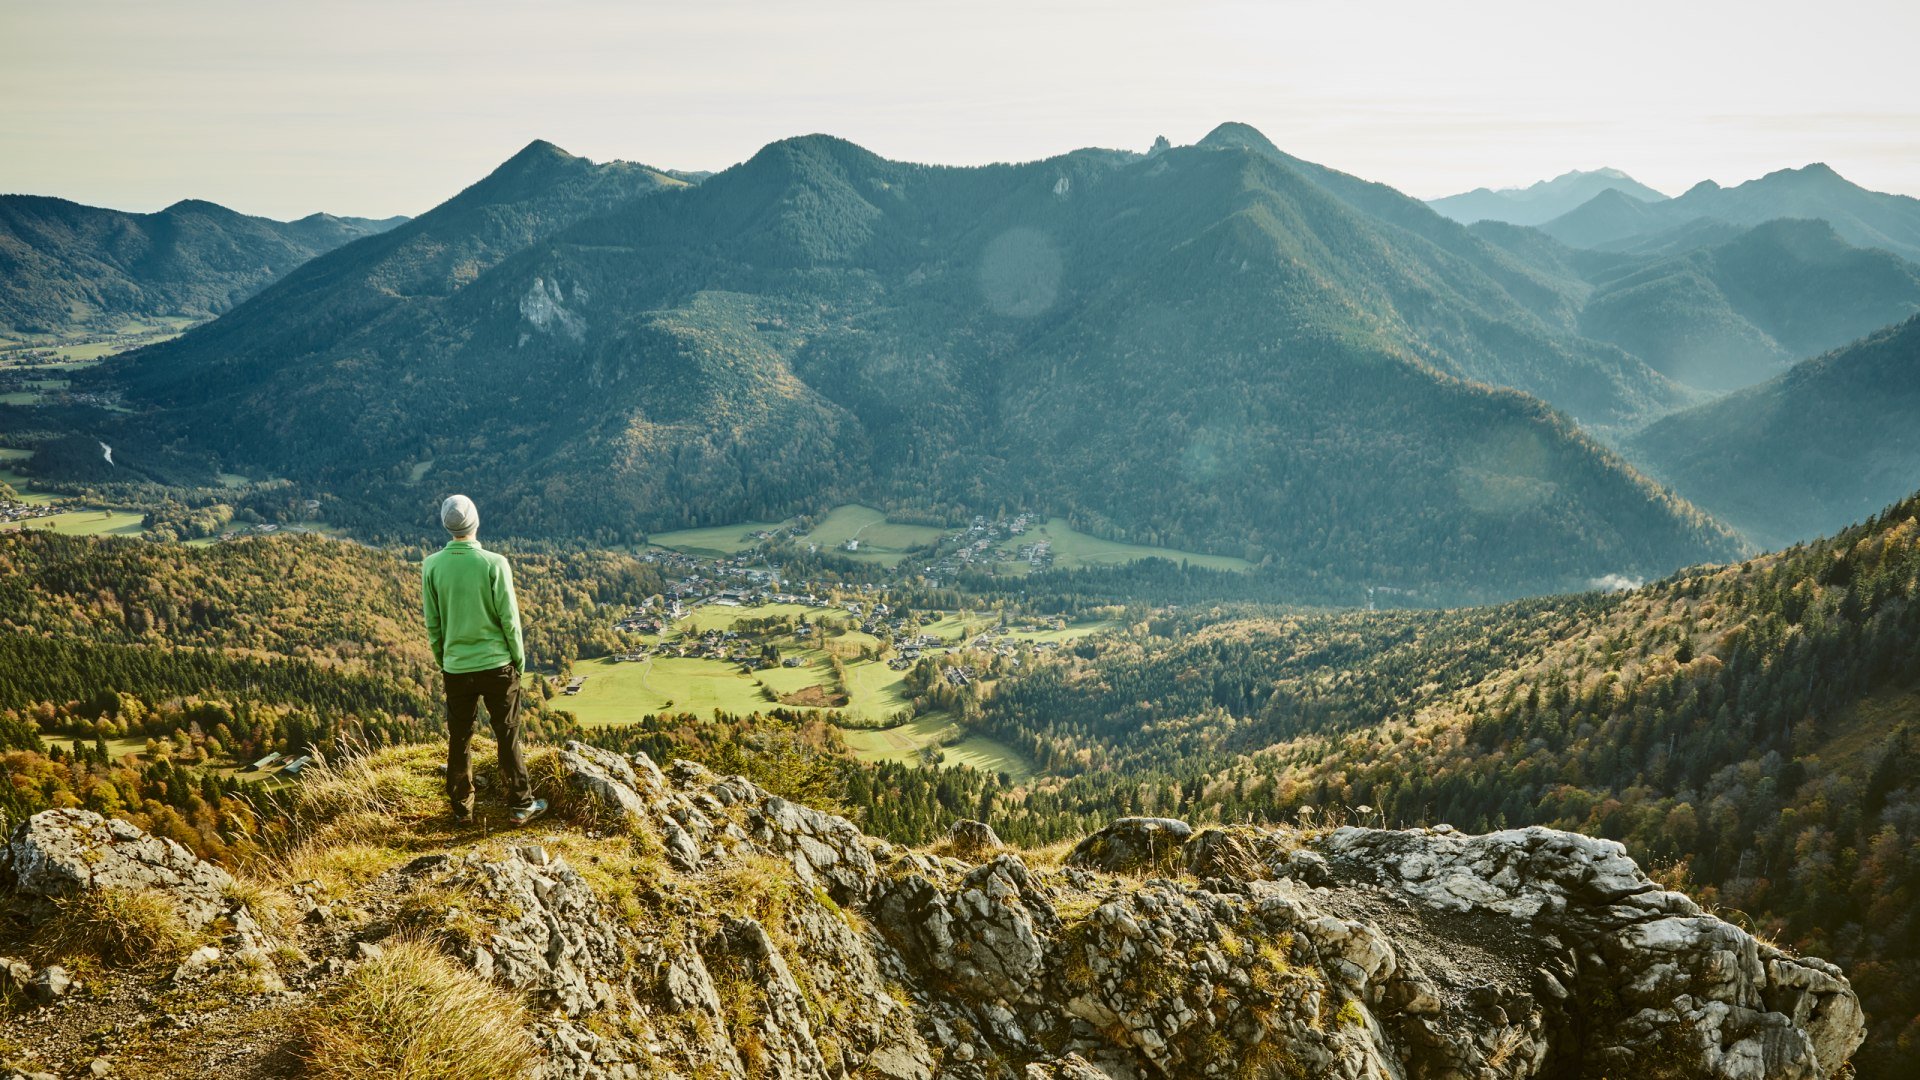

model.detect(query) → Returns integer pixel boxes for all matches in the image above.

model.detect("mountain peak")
[1763,161,1851,188]
[507,138,573,164]
[752,132,871,161]
[738,133,892,187]
[1543,167,1633,185]
[477,139,582,182]
[1197,121,1279,154]
[441,139,591,210]
[1582,186,1653,209]
[160,197,243,218]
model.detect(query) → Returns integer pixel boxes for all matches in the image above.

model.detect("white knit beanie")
[441,494,479,536]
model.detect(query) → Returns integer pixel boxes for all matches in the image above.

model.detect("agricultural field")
[554,594,1084,782]
[558,655,779,723]
[676,601,815,634]
[0,317,196,360]
[51,736,149,763]
[3,508,148,537]
[1,451,148,537]
[839,659,914,720]
[915,610,1115,646]
[999,517,1253,573]
[647,517,789,557]
[556,649,912,726]
[798,505,945,565]
[837,715,1034,779]
[753,655,839,699]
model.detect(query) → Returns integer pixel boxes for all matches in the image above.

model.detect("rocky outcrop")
[0,749,1866,1079]
[0,808,283,990]
[1,809,235,928]
[489,744,1863,1079]
[1324,825,1866,1078]
[1065,816,1192,875]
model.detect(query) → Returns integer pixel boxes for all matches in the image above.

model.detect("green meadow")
[798,505,946,565]
[837,715,1034,780]
[676,601,816,634]
[557,647,917,727]
[2,509,148,537]
[647,517,789,557]
[549,591,1065,779]
[1005,517,1253,572]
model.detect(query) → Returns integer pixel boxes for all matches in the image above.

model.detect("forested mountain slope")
[109,140,691,380]
[86,129,1733,598]
[963,487,1920,1073]
[1466,212,1920,394]
[0,531,663,763]
[1626,314,1920,547]
[1577,218,1920,391]
[0,194,403,339]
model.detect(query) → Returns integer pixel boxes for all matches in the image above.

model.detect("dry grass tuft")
[222,873,298,934]
[275,743,444,844]
[299,937,538,1080]
[33,887,205,969]
[271,841,409,904]
[1014,838,1080,871]
[527,748,635,834]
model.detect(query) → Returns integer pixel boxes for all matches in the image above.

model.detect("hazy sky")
[4,0,1917,220]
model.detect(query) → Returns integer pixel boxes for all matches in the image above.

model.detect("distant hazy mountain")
[1468,215,1920,393]
[0,195,405,339]
[1541,164,1920,261]
[1428,168,1669,227]
[1579,219,1920,391]
[83,128,1734,598]
[1536,188,1672,250]
[1627,314,1920,548]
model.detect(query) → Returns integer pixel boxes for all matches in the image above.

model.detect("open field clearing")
[676,601,815,634]
[1008,517,1254,572]
[798,505,944,565]
[1,508,146,536]
[837,715,1034,778]
[559,656,777,722]
[647,517,788,556]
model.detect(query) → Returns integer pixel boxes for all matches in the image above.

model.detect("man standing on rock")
[421,494,546,825]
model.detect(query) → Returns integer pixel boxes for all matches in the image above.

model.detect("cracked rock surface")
[0,746,1866,1079]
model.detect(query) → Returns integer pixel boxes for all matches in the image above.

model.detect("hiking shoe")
[508,798,547,826]
[450,805,473,824]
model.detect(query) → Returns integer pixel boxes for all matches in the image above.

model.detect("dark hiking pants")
[445,664,534,812]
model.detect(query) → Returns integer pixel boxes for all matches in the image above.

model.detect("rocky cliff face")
[0,743,1865,1079]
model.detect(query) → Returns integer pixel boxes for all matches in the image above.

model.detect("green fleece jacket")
[421,539,525,674]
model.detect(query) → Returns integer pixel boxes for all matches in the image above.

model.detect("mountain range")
[1578,218,1920,390]
[14,128,1917,592]
[0,194,406,340]
[63,126,1744,599]
[1427,167,1669,226]
[1535,163,1920,262]
[1470,215,1920,393]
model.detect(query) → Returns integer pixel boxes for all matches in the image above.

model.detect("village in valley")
[537,505,1166,778]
